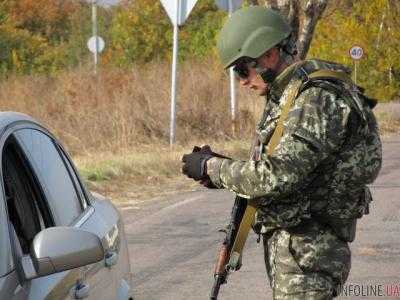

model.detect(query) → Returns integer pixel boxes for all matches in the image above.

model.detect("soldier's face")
[237,67,267,96]
[236,48,280,96]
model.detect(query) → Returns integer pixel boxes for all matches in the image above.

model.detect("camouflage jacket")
[208,59,382,234]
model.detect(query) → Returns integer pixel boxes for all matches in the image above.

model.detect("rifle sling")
[228,69,351,269]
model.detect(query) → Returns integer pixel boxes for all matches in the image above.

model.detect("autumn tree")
[247,0,328,60]
[7,0,80,43]
[309,0,400,100]
[0,0,111,74]
[108,0,225,66]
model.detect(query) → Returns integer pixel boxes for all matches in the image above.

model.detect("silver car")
[0,112,133,300]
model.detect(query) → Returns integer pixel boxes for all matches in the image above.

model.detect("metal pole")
[354,61,357,85]
[92,1,98,74]
[170,0,179,146]
[228,0,236,136]
[229,67,236,134]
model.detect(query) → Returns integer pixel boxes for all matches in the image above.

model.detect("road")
[121,136,400,300]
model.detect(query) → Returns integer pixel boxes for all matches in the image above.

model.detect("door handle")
[105,250,119,267]
[71,282,90,299]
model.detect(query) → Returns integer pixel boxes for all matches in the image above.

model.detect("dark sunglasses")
[232,59,257,79]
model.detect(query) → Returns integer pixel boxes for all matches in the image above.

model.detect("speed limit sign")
[349,45,364,60]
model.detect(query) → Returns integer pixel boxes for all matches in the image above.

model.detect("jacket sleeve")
[207,87,352,200]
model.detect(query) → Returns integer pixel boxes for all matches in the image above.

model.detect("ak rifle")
[210,196,247,300]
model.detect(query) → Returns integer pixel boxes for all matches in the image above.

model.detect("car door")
[0,130,80,300]
[12,127,120,300]
[57,150,132,300]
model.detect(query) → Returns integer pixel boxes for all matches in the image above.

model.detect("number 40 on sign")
[349,45,364,60]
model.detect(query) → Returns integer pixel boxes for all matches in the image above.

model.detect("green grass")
[73,140,251,202]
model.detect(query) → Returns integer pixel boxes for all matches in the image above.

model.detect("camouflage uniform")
[207,59,382,299]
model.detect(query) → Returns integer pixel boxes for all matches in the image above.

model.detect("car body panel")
[0,271,26,300]
[90,193,133,300]
[0,112,133,300]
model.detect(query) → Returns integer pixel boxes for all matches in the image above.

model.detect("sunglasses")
[232,59,257,79]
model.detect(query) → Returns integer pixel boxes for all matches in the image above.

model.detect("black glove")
[181,149,213,181]
[182,145,230,183]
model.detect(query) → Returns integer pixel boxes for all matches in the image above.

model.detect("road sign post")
[215,0,242,136]
[87,35,105,77]
[92,1,98,74]
[349,45,364,85]
[160,0,198,146]
[170,0,179,146]
[228,1,236,136]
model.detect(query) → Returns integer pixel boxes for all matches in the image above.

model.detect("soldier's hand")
[181,150,213,181]
[182,145,230,184]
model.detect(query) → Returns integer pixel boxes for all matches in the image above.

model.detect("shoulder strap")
[308,69,353,86]
[267,79,304,156]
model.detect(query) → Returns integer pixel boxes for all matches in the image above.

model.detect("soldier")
[181,6,382,300]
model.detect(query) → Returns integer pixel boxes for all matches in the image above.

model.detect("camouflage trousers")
[263,220,351,300]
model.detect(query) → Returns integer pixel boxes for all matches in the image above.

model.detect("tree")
[247,0,329,60]
[108,0,225,66]
[8,0,80,43]
[0,0,112,74]
[308,0,400,100]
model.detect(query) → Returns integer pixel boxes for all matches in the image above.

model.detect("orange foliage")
[9,0,80,41]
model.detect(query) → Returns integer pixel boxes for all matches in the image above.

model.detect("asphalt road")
[121,136,400,300]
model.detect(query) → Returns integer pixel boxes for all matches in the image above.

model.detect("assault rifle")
[210,196,247,300]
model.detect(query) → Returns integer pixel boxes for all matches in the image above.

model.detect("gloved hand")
[181,147,213,181]
[181,145,230,182]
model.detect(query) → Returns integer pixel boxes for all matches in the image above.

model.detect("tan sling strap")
[267,79,304,156]
[308,69,353,86]
[227,69,351,270]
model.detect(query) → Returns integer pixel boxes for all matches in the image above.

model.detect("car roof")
[0,111,42,131]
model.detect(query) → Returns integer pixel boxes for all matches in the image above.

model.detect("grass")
[0,61,398,202]
[74,140,251,202]
[374,102,400,136]
[0,60,261,154]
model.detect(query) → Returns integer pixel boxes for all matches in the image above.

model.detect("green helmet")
[217,6,292,68]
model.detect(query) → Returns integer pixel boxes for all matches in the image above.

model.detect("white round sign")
[349,45,364,60]
[87,36,105,54]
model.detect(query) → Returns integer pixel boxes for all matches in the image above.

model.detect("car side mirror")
[20,227,104,280]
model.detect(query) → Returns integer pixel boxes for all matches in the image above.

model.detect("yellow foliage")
[309,0,400,100]
[11,49,21,72]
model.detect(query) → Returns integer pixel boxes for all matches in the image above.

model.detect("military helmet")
[217,6,292,69]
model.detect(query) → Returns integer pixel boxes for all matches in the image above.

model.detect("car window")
[2,140,47,254]
[58,148,88,210]
[13,129,83,226]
